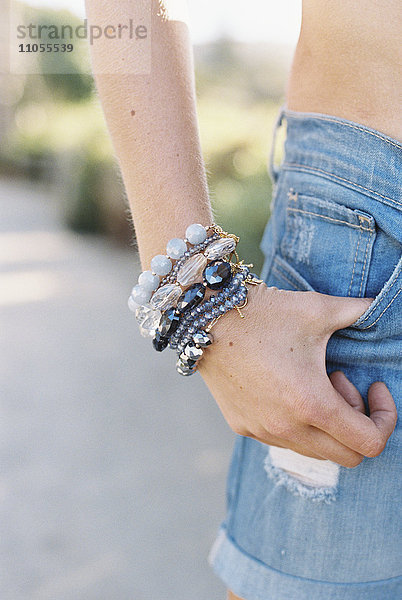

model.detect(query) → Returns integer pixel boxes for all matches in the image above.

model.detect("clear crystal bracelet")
[128,223,238,321]
[128,223,263,375]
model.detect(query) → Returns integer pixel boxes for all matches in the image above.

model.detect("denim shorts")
[208,108,402,599]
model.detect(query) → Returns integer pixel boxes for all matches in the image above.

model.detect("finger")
[365,381,398,455]
[247,432,324,460]
[250,427,362,466]
[321,294,373,332]
[301,426,364,468]
[309,381,396,457]
[329,371,365,413]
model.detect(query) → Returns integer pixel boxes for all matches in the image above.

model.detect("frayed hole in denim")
[264,447,339,504]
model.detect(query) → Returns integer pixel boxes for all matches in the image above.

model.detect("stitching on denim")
[272,265,302,291]
[358,229,373,298]
[358,268,400,324]
[283,110,402,150]
[288,207,373,230]
[355,265,401,326]
[283,163,402,207]
[360,288,402,329]
[347,227,362,297]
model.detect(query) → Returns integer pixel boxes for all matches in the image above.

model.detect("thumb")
[321,294,373,332]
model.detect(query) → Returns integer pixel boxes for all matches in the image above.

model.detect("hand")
[198,284,397,467]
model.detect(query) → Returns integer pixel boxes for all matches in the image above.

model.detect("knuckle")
[361,435,386,457]
[229,420,249,437]
[267,419,296,439]
[252,425,269,441]
[297,398,325,425]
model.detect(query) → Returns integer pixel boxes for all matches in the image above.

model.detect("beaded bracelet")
[129,223,238,336]
[128,223,263,376]
[174,273,250,376]
[173,268,265,376]
[171,267,249,351]
[129,223,217,310]
[159,232,220,287]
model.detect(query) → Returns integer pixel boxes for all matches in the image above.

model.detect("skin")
[287,0,402,141]
[84,2,399,598]
[199,284,395,466]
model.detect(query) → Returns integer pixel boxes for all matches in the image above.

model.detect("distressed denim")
[208,109,402,599]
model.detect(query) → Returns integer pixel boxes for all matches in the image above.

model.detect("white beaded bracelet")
[129,223,209,308]
[128,223,239,338]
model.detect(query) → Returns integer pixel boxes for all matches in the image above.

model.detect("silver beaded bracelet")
[128,223,238,331]
[128,223,263,375]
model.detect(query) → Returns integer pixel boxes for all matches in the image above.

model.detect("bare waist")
[286,0,402,141]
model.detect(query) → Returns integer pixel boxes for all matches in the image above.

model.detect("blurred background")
[0,1,301,598]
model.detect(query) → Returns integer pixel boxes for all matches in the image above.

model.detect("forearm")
[85,0,212,267]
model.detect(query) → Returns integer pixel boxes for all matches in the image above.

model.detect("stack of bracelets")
[127,223,263,376]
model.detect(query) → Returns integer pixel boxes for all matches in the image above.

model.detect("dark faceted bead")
[152,331,169,352]
[158,308,180,338]
[203,260,232,290]
[177,283,205,314]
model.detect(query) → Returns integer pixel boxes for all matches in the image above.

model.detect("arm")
[85,0,212,267]
[85,0,397,466]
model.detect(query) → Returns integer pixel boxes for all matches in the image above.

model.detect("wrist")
[206,282,263,347]
[128,221,265,376]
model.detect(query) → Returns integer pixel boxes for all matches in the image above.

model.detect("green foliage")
[197,96,280,272]
[66,154,104,233]
[192,41,289,270]
[19,6,93,102]
[42,73,93,103]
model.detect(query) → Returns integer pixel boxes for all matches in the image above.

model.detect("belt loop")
[268,104,286,185]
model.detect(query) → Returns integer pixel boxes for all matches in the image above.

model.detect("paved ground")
[0,178,234,600]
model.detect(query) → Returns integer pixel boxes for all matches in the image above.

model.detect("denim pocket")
[267,254,315,292]
[280,191,376,298]
[348,255,402,332]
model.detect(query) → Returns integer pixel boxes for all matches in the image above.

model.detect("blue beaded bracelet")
[152,258,239,353]
[128,223,263,376]
[174,286,249,376]
[170,269,249,351]
[129,223,238,338]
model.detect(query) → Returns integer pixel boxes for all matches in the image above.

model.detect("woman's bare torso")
[286,0,402,140]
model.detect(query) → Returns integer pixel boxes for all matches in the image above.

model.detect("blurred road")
[0,178,234,600]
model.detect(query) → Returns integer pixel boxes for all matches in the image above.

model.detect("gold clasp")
[210,223,240,244]
[234,297,248,318]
